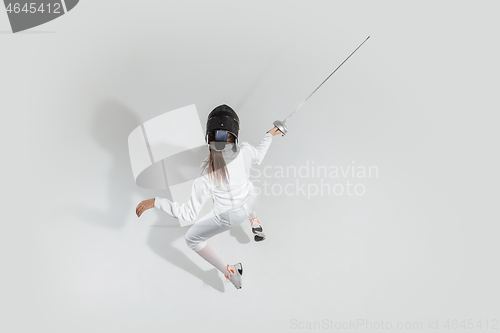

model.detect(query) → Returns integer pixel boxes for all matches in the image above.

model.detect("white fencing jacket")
[154,133,273,222]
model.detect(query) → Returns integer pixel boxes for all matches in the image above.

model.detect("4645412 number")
[6,2,62,14]
[443,319,498,330]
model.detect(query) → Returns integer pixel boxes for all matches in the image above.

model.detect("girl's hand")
[136,198,155,217]
[268,126,282,136]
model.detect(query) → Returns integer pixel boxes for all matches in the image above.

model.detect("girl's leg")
[185,211,234,275]
[243,203,260,228]
[185,209,247,289]
[194,242,228,274]
[245,206,265,242]
[242,198,265,241]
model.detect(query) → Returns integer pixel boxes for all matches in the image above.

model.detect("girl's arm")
[246,126,281,165]
[153,176,212,221]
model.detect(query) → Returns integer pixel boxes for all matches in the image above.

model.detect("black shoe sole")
[254,234,266,242]
[252,226,265,242]
[252,226,263,234]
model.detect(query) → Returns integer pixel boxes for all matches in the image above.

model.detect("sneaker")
[250,218,266,242]
[224,263,243,289]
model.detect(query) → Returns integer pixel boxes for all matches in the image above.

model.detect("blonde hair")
[201,132,236,186]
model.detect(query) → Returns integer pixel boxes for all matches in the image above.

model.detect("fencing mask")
[206,104,239,151]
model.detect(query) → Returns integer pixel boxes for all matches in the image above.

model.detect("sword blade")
[283,36,370,123]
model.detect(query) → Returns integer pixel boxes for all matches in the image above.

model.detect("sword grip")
[273,120,288,136]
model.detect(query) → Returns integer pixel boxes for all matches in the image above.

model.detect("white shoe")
[250,218,266,242]
[224,263,243,289]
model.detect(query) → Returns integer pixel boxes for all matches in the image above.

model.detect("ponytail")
[201,132,236,186]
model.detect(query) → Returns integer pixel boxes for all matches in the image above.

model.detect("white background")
[1,1,499,332]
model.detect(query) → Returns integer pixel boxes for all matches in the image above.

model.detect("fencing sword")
[273,36,370,136]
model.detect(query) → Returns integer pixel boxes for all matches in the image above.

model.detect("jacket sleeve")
[154,176,212,221]
[245,132,273,165]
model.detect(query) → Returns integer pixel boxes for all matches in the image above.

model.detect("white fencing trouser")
[185,193,258,252]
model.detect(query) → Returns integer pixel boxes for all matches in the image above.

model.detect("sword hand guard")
[273,120,288,136]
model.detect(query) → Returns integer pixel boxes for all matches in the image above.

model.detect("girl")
[136,104,281,289]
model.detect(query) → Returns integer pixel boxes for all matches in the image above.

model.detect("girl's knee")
[184,232,196,250]
[185,232,206,252]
